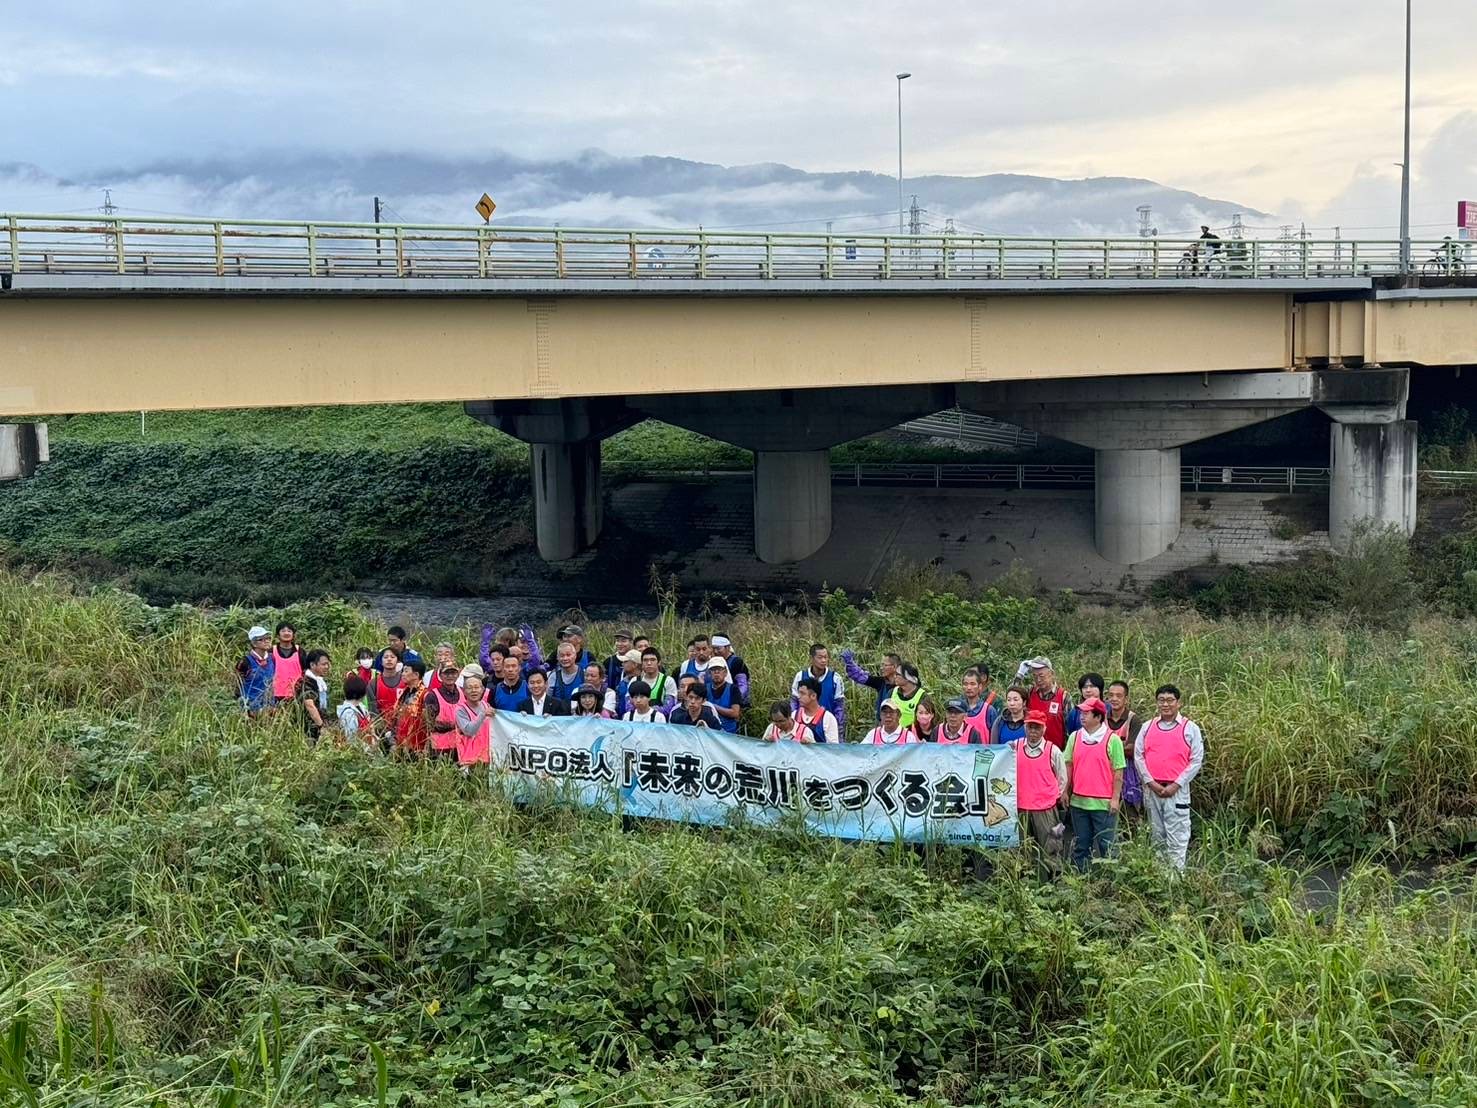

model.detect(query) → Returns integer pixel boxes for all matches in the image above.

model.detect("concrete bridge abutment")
[961,367,1414,565]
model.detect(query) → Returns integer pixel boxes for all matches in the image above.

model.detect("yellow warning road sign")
[475,193,496,222]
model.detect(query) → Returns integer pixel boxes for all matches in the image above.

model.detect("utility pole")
[100,188,116,215]
[1399,0,1412,273]
[373,196,383,267]
[1230,213,1244,239]
[896,72,911,234]
[908,195,922,237]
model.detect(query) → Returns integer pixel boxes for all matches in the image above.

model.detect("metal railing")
[2,212,1470,282]
[896,409,1040,450]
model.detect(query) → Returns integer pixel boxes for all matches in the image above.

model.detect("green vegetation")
[3,568,1475,1106]
[0,406,1007,604]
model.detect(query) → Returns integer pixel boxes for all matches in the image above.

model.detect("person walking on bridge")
[1134,684,1204,872]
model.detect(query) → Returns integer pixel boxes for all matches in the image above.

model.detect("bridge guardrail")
[2,212,1470,282]
[607,463,1477,490]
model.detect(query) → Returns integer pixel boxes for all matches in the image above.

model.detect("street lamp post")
[896,72,911,235]
[1399,0,1412,273]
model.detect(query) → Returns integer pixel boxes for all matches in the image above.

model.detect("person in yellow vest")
[887,664,926,728]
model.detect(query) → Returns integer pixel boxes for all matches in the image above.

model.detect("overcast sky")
[3,1,1473,233]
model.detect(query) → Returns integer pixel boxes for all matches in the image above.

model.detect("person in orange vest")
[391,660,429,756]
[1064,696,1124,870]
[1133,684,1205,872]
[270,622,306,706]
[1020,656,1071,750]
[1013,710,1068,878]
[367,647,404,722]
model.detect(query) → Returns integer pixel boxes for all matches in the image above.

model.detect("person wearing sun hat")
[1064,696,1124,869]
[235,625,276,717]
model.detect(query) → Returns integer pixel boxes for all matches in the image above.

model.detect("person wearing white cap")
[702,656,743,734]
[711,633,750,706]
[613,649,642,708]
[235,626,275,717]
[1019,656,1071,751]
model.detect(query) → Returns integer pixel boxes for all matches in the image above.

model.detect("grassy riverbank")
[0,405,1006,604]
[3,568,1476,1105]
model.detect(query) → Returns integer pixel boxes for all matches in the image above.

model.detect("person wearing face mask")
[907,696,941,742]
[345,648,375,687]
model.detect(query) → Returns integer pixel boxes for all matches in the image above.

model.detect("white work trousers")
[1144,786,1192,871]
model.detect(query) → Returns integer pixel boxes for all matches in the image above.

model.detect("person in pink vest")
[424,663,466,759]
[1064,697,1124,870]
[865,700,912,744]
[1013,710,1068,878]
[1133,684,1205,872]
[935,698,977,744]
[761,701,814,743]
[453,671,493,771]
[270,621,306,705]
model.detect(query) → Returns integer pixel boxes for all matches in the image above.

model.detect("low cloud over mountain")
[2,150,1269,237]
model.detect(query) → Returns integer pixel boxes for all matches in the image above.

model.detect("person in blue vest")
[702,657,743,733]
[235,625,275,717]
[711,634,750,706]
[790,643,846,734]
[492,653,529,712]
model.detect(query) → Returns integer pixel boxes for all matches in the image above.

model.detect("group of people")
[235,620,1204,872]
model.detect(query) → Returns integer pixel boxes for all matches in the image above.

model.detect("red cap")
[1025,710,1049,727]
[1077,697,1108,717]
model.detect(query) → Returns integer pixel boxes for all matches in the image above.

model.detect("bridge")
[3,213,1475,566]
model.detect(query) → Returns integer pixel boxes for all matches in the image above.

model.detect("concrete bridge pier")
[752,450,831,564]
[0,423,47,481]
[1094,447,1182,565]
[1326,420,1418,550]
[637,385,952,564]
[465,399,639,561]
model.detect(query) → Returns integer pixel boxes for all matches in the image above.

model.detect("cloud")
[2,0,1472,228]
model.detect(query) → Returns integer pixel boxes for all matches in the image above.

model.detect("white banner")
[492,714,1019,847]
